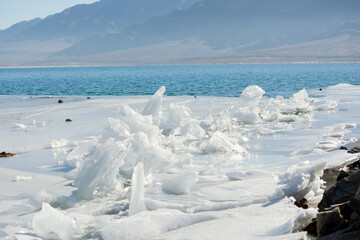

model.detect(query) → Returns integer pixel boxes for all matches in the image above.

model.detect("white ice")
[0,84,359,239]
[32,203,76,240]
[129,162,146,215]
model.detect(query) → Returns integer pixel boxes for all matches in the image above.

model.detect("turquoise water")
[0,63,359,97]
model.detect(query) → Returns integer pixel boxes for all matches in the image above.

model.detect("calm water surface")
[0,63,359,97]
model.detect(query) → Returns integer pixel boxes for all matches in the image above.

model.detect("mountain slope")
[0,18,41,43]
[58,0,360,56]
[2,0,200,42]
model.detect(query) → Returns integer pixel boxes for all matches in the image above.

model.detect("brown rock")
[317,207,348,238]
[318,171,360,211]
[65,119,72,122]
[295,198,309,209]
[347,159,360,171]
[303,218,317,237]
[339,146,348,150]
[58,99,63,103]
[0,152,15,158]
[348,146,360,154]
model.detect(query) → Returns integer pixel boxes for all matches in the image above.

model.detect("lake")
[0,63,359,97]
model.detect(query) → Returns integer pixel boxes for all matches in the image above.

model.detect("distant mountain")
[0,0,200,42]
[0,18,41,42]
[311,20,360,40]
[58,0,360,56]
[1,0,360,66]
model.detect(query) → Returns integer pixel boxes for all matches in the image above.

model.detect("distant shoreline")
[1,60,360,69]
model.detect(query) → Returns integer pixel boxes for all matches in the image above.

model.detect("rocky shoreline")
[303,146,360,239]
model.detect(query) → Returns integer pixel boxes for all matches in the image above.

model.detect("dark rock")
[194,96,197,98]
[58,100,63,103]
[349,198,360,216]
[339,146,348,150]
[0,151,15,158]
[295,198,309,209]
[347,158,360,171]
[318,219,360,240]
[65,119,72,122]
[318,171,360,211]
[303,218,317,237]
[337,170,350,181]
[335,229,360,240]
[326,202,354,221]
[348,146,360,154]
[87,97,90,99]
[319,88,323,91]
[317,207,348,238]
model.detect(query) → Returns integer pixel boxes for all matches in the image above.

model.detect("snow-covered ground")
[0,84,359,239]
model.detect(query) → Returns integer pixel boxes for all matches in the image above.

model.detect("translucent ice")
[280,161,326,204]
[51,139,70,148]
[32,203,76,240]
[97,209,213,240]
[143,86,166,125]
[129,162,146,215]
[199,132,247,154]
[119,132,177,178]
[160,103,191,131]
[238,85,265,107]
[75,138,127,200]
[119,104,160,143]
[162,169,198,195]
[15,123,28,132]
[230,85,265,124]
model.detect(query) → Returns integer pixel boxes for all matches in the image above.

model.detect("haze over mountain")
[0,0,359,66]
[0,0,200,42]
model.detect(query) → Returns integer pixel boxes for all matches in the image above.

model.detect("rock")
[315,162,360,239]
[339,146,348,150]
[0,152,15,158]
[356,186,360,200]
[65,119,72,122]
[349,198,360,216]
[318,171,360,211]
[337,170,350,181]
[295,198,309,209]
[328,202,354,221]
[347,158,360,171]
[318,219,360,240]
[87,97,90,99]
[348,146,360,154]
[316,207,348,238]
[303,218,317,237]
[335,229,360,240]
[58,100,63,103]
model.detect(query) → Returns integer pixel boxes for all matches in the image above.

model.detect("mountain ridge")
[0,0,360,66]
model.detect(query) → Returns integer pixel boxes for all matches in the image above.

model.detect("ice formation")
[162,169,198,195]
[142,86,165,125]
[32,203,76,240]
[97,209,213,240]
[129,162,146,215]
[280,161,326,205]
[0,84,358,239]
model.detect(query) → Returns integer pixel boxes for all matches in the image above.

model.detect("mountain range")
[0,0,359,67]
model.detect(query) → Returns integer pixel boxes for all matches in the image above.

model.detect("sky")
[0,0,98,30]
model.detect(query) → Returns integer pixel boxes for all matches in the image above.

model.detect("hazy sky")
[0,0,98,30]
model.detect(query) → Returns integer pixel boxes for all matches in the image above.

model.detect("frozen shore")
[0,84,359,239]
